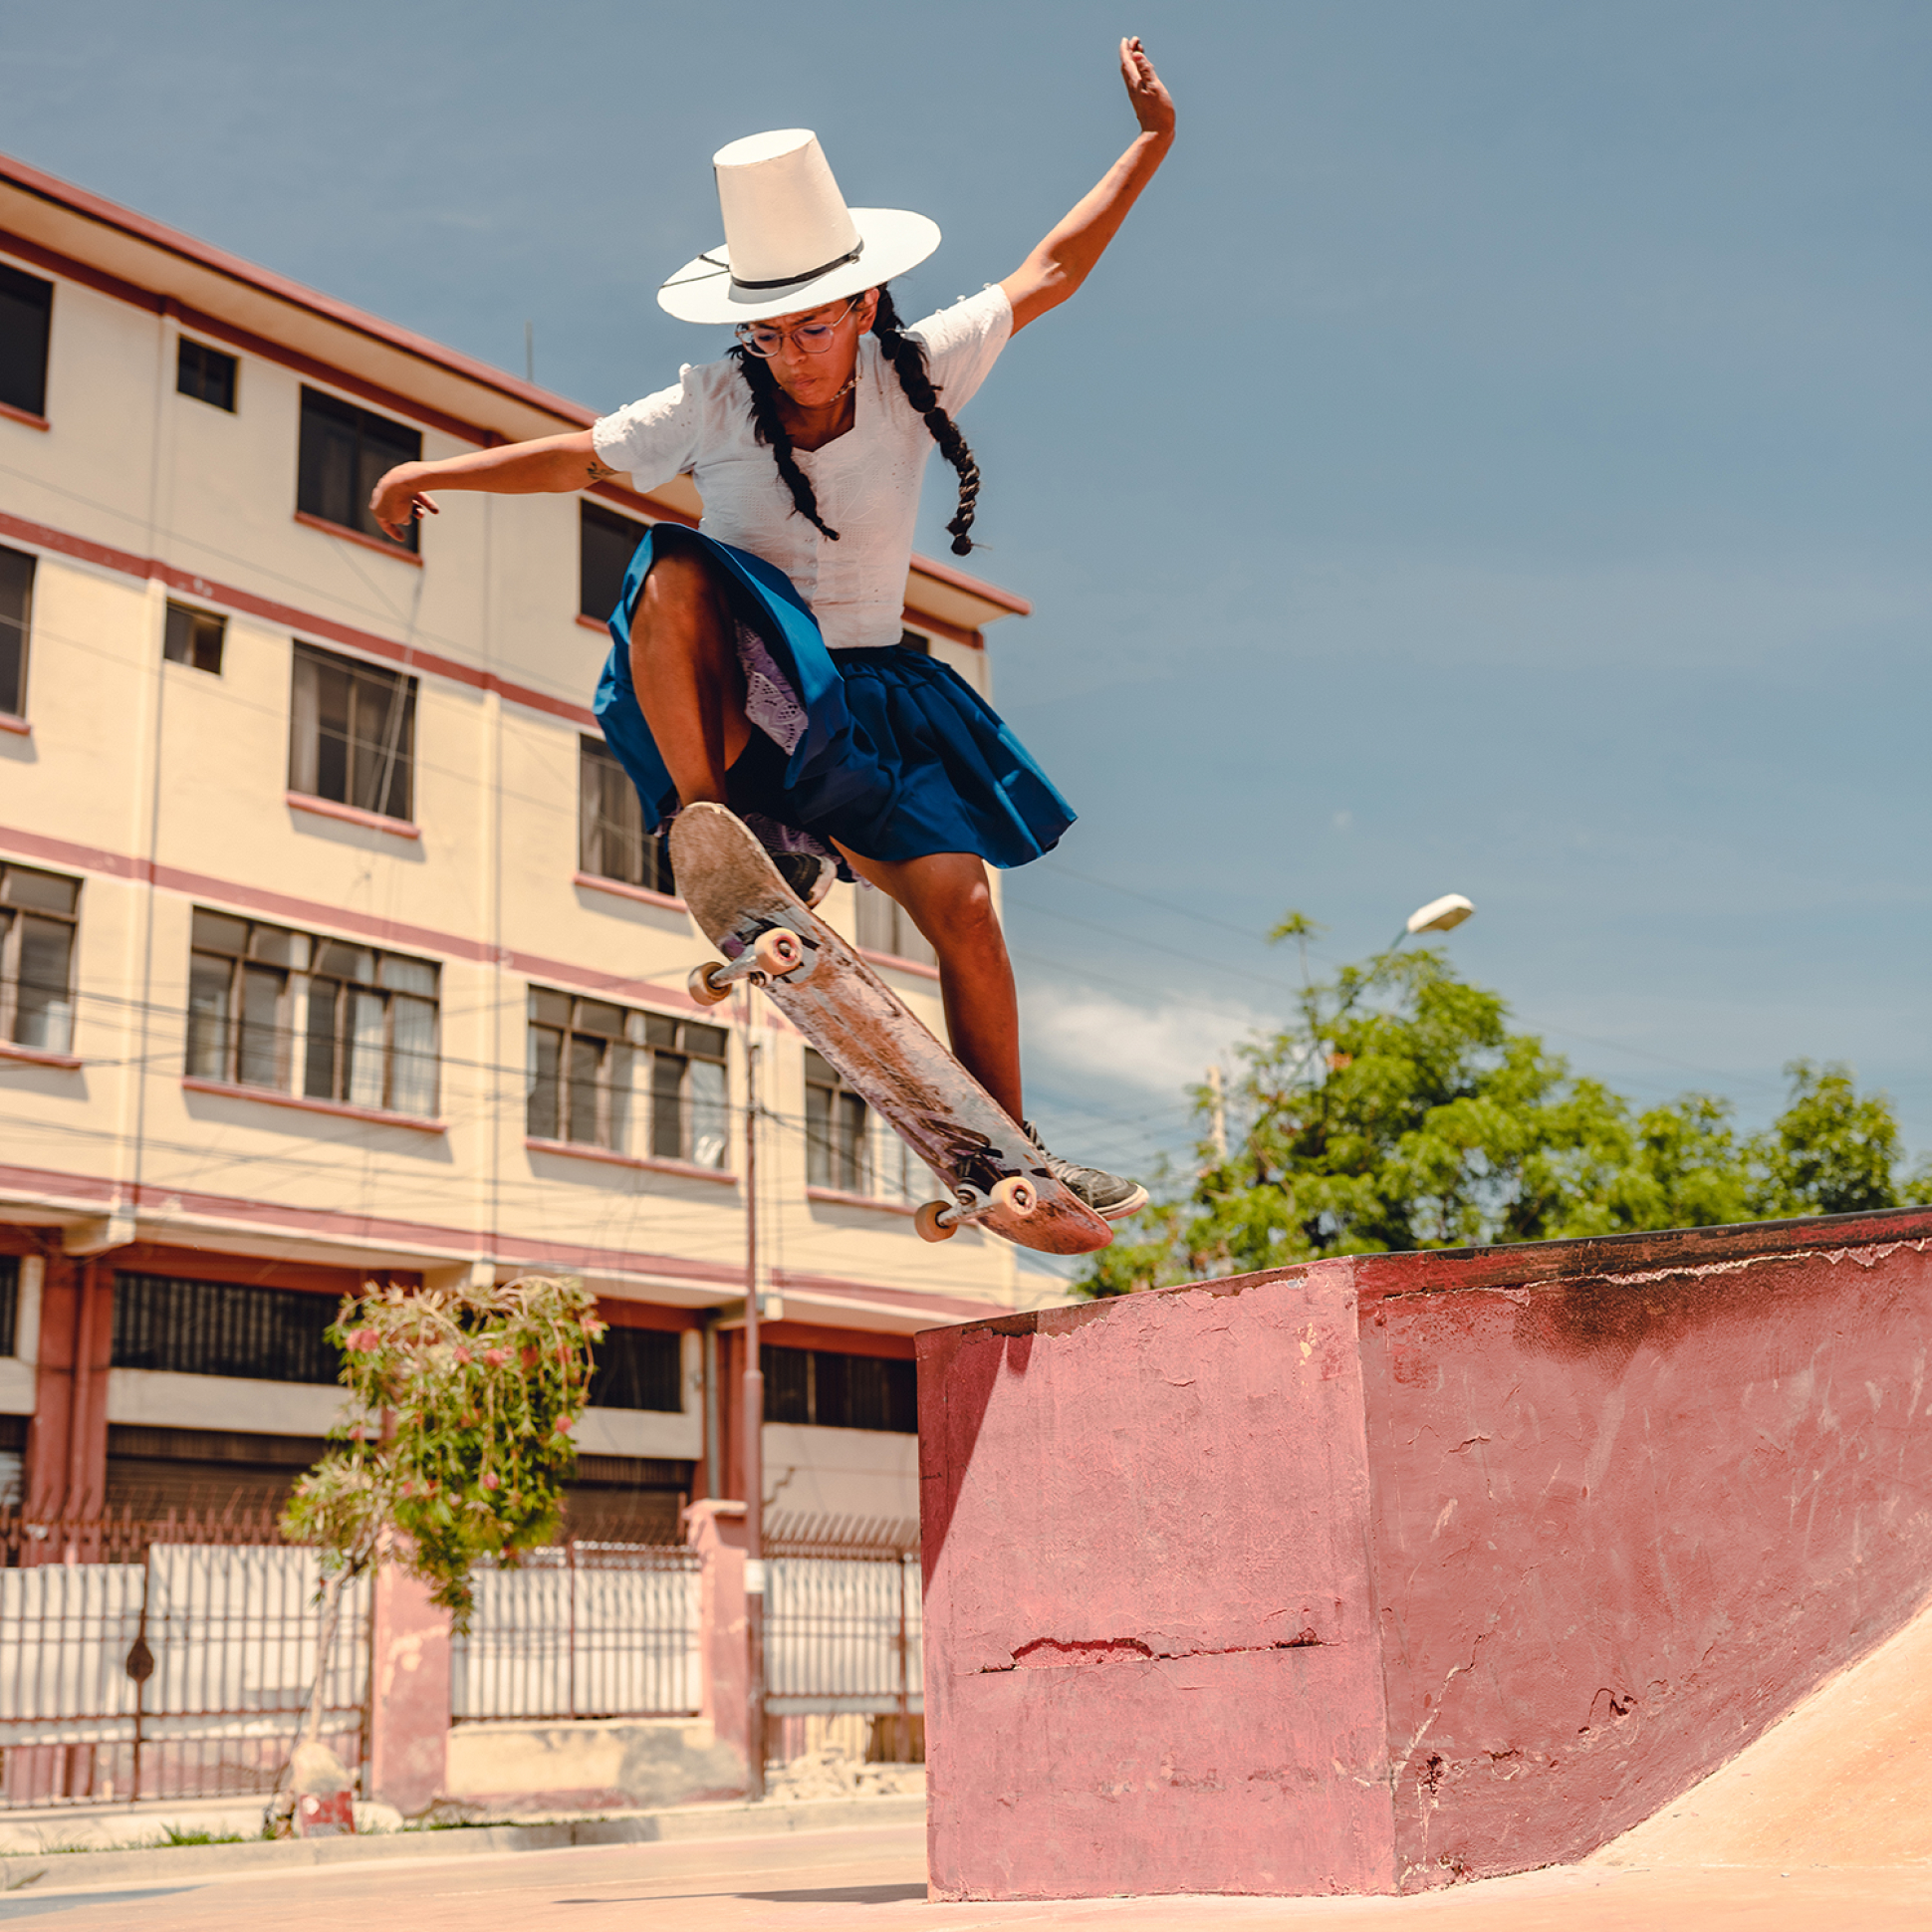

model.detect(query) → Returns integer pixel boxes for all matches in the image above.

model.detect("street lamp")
[1405,892,1476,937]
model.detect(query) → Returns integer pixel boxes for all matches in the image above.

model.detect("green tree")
[282,1273,605,1626]
[1082,927,1919,1298]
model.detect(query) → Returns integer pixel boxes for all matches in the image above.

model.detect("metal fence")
[765,1516,921,1722]
[449,1538,702,1722]
[0,1511,369,1810]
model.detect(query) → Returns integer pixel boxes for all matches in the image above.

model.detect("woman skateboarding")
[370,38,1174,1219]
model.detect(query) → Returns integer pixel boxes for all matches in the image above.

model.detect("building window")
[111,1273,339,1384]
[805,1048,871,1195]
[176,338,237,412]
[588,1326,682,1412]
[163,601,225,674]
[290,640,416,822]
[0,1256,17,1356]
[186,908,440,1115]
[579,736,674,894]
[296,385,422,552]
[0,544,32,718]
[898,628,932,654]
[0,263,53,419]
[854,887,936,968]
[762,1344,916,1433]
[0,862,79,1055]
[527,990,727,1167]
[581,501,643,623]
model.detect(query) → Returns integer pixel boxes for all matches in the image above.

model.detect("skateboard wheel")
[753,927,805,977]
[914,1200,958,1244]
[688,963,732,1007]
[990,1175,1038,1218]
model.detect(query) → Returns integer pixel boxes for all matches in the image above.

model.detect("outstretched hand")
[1118,36,1174,140]
[369,464,439,543]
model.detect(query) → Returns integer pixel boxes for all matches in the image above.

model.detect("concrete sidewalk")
[5,1820,1929,1930]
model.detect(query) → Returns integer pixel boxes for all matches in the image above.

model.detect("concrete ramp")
[917,1208,1932,1901]
[1595,1588,1932,1872]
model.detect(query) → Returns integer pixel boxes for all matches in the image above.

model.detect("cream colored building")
[0,152,1045,1531]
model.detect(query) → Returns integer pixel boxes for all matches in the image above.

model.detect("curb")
[0,1792,926,1897]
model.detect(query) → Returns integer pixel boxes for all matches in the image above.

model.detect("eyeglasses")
[734,299,859,359]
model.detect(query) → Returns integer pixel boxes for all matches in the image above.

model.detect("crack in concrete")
[978,1628,1327,1673]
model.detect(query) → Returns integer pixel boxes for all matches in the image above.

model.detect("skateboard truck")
[913,1176,1039,1244]
[688,925,813,1005]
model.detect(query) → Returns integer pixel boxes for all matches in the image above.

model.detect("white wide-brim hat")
[658,128,940,326]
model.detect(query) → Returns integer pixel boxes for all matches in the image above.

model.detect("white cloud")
[1021,981,1271,1097]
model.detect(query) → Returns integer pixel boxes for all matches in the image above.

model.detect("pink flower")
[454,1347,471,1365]
[349,1328,380,1352]
[482,1348,510,1368]
[553,1416,573,1435]
[481,1471,500,1491]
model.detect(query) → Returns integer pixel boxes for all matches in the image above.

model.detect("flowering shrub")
[282,1274,606,1626]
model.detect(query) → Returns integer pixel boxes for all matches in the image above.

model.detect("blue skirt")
[593,528,1076,872]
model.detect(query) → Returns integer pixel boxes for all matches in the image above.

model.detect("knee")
[637,549,721,628]
[921,873,1001,953]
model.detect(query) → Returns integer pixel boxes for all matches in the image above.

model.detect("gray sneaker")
[1024,1122,1148,1221]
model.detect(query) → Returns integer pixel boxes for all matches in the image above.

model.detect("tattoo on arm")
[585,458,619,484]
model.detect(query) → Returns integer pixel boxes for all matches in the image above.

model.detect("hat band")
[729,237,864,293]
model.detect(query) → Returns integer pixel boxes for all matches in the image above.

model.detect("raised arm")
[368,431,617,542]
[1002,38,1175,335]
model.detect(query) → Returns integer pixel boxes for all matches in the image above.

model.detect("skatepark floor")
[12,1597,1930,1931]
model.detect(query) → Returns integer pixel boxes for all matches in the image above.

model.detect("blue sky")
[4,1,1928,1204]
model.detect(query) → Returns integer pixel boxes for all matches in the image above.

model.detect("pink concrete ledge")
[0,714,30,736]
[525,1137,736,1184]
[0,1038,82,1069]
[917,1205,1932,1903]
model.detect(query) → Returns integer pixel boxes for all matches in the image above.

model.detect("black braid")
[728,342,840,542]
[870,285,983,556]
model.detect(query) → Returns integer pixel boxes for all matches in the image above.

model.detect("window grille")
[0,542,34,719]
[761,1344,917,1434]
[296,385,421,550]
[185,907,440,1115]
[289,639,416,822]
[111,1273,340,1384]
[0,861,79,1054]
[0,1256,16,1357]
[527,990,727,1168]
[854,887,936,969]
[176,338,237,412]
[581,501,644,623]
[588,1327,683,1412]
[0,262,52,418]
[579,736,674,894]
[163,601,225,675]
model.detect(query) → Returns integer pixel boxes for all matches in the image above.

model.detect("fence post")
[683,1498,750,1788]
[366,1558,451,1814]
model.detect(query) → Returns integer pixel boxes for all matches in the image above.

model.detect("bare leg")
[627,538,751,806]
[834,845,1024,1121]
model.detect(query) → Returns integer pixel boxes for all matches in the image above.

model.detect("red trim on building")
[596,1298,698,1333]
[0,401,49,432]
[0,1040,82,1071]
[182,1077,446,1134]
[286,793,422,841]
[0,715,31,736]
[755,1320,915,1360]
[0,505,601,730]
[572,872,685,914]
[292,511,421,566]
[526,1138,736,1184]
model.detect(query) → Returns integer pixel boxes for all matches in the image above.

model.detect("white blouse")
[592,285,1012,650]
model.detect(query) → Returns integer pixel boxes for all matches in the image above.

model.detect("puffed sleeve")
[905,285,1013,413]
[591,365,703,490]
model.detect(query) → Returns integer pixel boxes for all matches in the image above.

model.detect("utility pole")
[741,1037,766,1801]
[1206,1063,1228,1166]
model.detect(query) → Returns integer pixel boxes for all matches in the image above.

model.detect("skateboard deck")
[668,804,1113,1257]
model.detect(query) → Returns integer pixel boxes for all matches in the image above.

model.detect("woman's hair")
[728,283,984,557]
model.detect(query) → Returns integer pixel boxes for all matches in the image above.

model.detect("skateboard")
[669,803,1113,1256]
